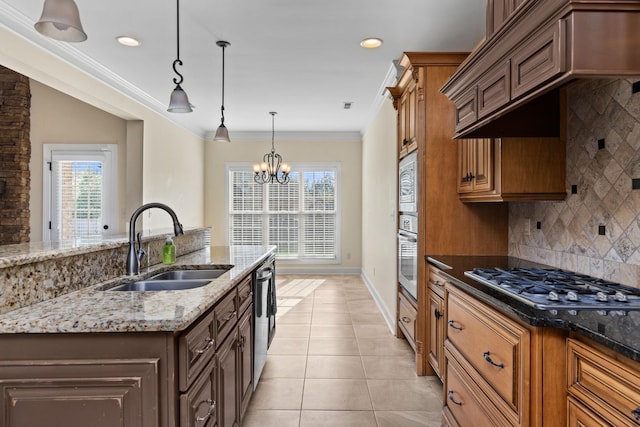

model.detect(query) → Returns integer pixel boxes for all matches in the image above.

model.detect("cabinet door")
[217,331,239,427]
[180,359,218,427]
[238,308,253,422]
[428,290,445,379]
[472,138,494,192]
[457,140,475,193]
[0,359,158,427]
[568,398,609,427]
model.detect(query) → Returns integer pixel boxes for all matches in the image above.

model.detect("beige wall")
[29,81,128,240]
[361,98,398,326]
[0,26,205,238]
[204,136,362,273]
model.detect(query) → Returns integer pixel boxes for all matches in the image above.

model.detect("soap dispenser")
[163,235,176,265]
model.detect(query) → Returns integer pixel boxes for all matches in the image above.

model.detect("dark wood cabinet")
[238,307,253,421]
[217,330,239,427]
[443,0,640,138]
[427,265,446,380]
[180,359,218,427]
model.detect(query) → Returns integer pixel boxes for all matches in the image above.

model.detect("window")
[228,164,339,262]
[43,144,118,242]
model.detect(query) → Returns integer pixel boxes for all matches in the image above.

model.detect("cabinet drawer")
[446,285,529,419]
[214,290,238,347]
[443,352,504,427]
[179,311,216,392]
[511,20,565,99]
[567,338,640,426]
[237,275,253,316]
[428,266,447,298]
[398,291,417,346]
[180,358,217,427]
[568,397,609,427]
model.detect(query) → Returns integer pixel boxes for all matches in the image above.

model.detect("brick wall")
[0,66,31,244]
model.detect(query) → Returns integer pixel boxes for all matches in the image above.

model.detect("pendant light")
[34,0,87,42]
[213,41,231,142]
[167,0,193,113]
[253,112,290,185]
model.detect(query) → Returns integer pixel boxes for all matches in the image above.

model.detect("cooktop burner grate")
[465,267,640,310]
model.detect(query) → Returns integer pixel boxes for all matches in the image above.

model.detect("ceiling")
[0,0,485,138]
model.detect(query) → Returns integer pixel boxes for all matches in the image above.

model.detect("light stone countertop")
[0,245,275,334]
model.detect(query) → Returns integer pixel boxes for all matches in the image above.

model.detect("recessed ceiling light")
[116,36,140,47]
[360,37,383,49]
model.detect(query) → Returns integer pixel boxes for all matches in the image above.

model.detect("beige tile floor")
[242,275,443,427]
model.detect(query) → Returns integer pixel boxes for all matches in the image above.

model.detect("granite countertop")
[0,245,275,334]
[427,255,640,363]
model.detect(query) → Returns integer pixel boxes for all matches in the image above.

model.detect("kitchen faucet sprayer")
[126,203,184,275]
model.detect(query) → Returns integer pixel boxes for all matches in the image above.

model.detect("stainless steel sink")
[108,279,211,292]
[149,268,231,281]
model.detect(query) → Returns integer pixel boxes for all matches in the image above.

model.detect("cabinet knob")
[447,391,463,406]
[434,309,442,320]
[482,351,505,369]
[448,320,463,331]
[195,399,216,422]
[401,316,412,324]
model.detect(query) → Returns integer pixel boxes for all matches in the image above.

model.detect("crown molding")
[359,60,399,135]
[205,130,362,143]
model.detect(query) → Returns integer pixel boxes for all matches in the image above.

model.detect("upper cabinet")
[442,0,640,138]
[458,137,566,202]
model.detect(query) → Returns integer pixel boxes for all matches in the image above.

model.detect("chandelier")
[253,112,290,185]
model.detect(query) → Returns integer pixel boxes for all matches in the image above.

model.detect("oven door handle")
[397,231,417,243]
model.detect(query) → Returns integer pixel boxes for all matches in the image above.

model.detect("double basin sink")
[108,267,232,292]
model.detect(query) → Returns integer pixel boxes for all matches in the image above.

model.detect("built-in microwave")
[399,151,417,214]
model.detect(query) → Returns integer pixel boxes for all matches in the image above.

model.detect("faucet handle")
[136,232,146,261]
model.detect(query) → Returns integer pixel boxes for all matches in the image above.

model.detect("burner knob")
[547,291,560,301]
[611,310,628,317]
[597,310,608,316]
[566,291,580,302]
[568,310,578,316]
[596,292,608,302]
[614,291,628,302]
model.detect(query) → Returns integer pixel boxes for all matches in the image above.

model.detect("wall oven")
[398,214,418,300]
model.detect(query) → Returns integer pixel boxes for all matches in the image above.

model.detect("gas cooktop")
[464,267,640,311]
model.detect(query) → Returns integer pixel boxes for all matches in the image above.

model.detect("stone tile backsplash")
[510,78,640,288]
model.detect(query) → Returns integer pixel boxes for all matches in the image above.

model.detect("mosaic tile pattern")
[510,78,640,288]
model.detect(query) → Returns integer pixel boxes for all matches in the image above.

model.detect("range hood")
[441,0,640,139]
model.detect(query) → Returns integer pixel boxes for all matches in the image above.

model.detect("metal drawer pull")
[448,320,463,331]
[632,407,640,420]
[401,316,412,323]
[223,310,237,322]
[447,391,463,406]
[429,279,443,287]
[482,351,504,369]
[194,337,214,354]
[434,309,442,320]
[195,399,216,422]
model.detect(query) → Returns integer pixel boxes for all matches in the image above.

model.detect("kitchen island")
[0,229,276,427]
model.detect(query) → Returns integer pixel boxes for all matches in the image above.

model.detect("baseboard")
[360,270,396,336]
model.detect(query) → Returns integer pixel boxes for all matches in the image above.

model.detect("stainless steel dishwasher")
[253,254,276,388]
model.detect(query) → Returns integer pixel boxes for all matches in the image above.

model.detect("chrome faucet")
[126,202,184,275]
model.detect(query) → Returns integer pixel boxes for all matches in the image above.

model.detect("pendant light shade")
[167,83,192,113]
[167,0,193,113]
[214,41,231,142]
[34,0,87,42]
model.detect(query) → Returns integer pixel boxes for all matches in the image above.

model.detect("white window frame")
[42,144,118,242]
[225,162,341,264]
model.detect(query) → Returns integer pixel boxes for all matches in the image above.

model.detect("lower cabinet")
[442,283,567,427]
[217,328,239,427]
[427,265,447,380]
[567,336,640,427]
[0,272,258,427]
[397,288,417,351]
